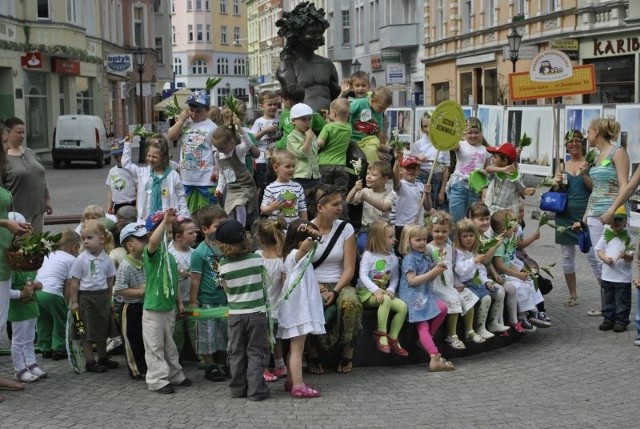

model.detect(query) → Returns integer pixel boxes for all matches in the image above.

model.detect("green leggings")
[363,294,408,341]
[36,291,68,353]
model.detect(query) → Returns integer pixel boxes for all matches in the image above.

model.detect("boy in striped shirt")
[215,220,270,401]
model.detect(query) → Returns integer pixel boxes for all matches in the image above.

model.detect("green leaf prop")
[132,124,153,138]
[205,77,222,91]
[164,94,181,118]
[518,133,532,148]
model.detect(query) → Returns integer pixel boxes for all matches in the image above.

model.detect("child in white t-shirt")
[105,139,137,214]
[392,150,432,241]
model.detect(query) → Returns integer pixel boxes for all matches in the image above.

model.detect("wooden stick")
[413,150,439,225]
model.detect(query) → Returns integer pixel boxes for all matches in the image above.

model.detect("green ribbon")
[604,228,629,245]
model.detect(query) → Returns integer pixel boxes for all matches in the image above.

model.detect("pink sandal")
[263,369,278,382]
[290,383,321,398]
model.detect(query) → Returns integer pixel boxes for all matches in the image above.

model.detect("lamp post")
[351,58,361,73]
[507,28,522,74]
[225,81,231,97]
[134,48,146,163]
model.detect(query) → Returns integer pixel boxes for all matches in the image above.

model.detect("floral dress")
[428,243,478,315]
[398,250,441,323]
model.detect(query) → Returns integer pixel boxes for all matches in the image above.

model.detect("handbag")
[540,189,567,213]
[578,224,592,254]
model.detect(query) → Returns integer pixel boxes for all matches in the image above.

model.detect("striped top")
[218,253,266,315]
[587,146,622,217]
[261,180,307,224]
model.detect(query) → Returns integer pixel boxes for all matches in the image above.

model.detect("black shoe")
[613,323,627,333]
[41,351,53,359]
[174,377,192,387]
[98,357,119,369]
[599,320,614,331]
[52,351,68,361]
[155,385,175,394]
[85,361,107,373]
[204,365,227,382]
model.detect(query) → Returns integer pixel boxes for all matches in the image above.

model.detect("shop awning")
[153,88,193,112]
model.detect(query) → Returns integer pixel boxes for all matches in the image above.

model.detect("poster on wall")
[386,108,413,143]
[564,106,602,161]
[506,107,555,176]
[616,104,640,174]
[477,105,505,147]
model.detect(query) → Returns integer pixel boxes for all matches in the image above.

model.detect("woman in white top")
[308,185,360,374]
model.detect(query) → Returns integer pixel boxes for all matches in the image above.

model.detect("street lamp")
[134,48,146,163]
[507,28,522,73]
[225,82,231,97]
[351,58,361,72]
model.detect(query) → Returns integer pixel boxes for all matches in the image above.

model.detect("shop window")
[76,77,94,115]
[460,72,473,105]
[433,82,449,105]
[25,71,49,150]
[584,56,635,103]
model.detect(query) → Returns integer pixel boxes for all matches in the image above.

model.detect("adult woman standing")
[2,117,53,233]
[553,131,596,307]
[584,118,628,316]
[308,185,360,374]
[0,138,31,399]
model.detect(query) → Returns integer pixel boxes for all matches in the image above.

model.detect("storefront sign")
[529,50,573,82]
[51,57,80,75]
[592,36,640,57]
[106,54,133,73]
[510,64,595,101]
[386,63,405,85]
[551,39,579,60]
[21,52,43,68]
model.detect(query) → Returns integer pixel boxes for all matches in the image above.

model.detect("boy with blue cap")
[106,139,137,214]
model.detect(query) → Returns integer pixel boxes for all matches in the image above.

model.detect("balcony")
[379,23,419,51]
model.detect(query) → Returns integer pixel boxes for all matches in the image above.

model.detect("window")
[76,77,94,115]
[483,69,497,105]
[172,26,176,44]
[188,24,193,42]
[206,25,211,42]
[24,71,49,150]
[133,6,144,46]
[191,59,208,75]
[436,0,446,39]
[485,0,496,27]
[221,26,227,44]
[460,72,473,105]
[155,37,164,64]
[584,57,634,104]
[233,58,246,75]
[462,0,472,34]
[546,0,559,13]
[220,0,227,14]
[37,0,51,19]
[234,27,240,44]
[171,0,175,13]
[173,57,183,75]
[83,0,97,36]
[196,0,202,10]
[515,0,525,16]
[153,0,161,13]
[67,0,78,23]
[355,6,362,45]
[433,82,449,105]
[197,24,203,41]
[341,10,350,46]
[233,0,240,15]
[187,0,192,11]
[217,57,229,75]
[370,0,379,41]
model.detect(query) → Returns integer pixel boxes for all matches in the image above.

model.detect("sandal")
[373,330,390,353]
[306,357,324,375]
[290,383,321,398]
[428,354,454,372]
[336,357,353,373]
[263,369,278,382]
[388,338,409,357]
[564,295,578,307]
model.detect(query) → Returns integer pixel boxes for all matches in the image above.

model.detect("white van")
[52,115,111,168]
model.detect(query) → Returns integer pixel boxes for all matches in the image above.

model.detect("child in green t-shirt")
[9,270,46,382]
[349,86,393,163]
[318,98,352,203]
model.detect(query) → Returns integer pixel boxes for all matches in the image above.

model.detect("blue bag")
[540,190,567,213]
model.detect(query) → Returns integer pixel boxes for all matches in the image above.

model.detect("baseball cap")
[120,223,148,243]
[116,205,137,224]
[614,206,627,219]
[145,211,165,232]
[110,139,124,156]
[186,90,210,109]
[214,219,246,244]
[487,143,518,163]
[290,103,313,119]
[400,156,420,168]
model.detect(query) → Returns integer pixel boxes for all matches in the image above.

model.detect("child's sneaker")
[465,330,485,344]
[527,311,550,328]
[85,361,107,373]
[272,366,288,378]
[263,369,278,382]
[445,335,466,349]
[519,318,537,333]
[15,369,39,383]
[536,311,551,322]
[28,364,47,379]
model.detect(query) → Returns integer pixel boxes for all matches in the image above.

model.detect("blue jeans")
[447,181,479,223]
[601,280,632,325]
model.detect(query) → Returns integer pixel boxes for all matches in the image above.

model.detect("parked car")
[52,115,111,168]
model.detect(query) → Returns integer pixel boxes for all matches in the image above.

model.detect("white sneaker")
[465,330,486,344]
[106,336,123,353]
[28,365,48,378]
[16,369,39,382]
[475,326,495,340]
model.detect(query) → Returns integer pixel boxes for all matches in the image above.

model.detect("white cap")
[290,103,314,119]
[8,212,26,223]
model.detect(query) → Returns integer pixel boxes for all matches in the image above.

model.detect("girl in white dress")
[278,219,325,398]
[426,211,482,350]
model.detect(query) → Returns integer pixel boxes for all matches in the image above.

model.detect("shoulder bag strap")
[312,221,348,269]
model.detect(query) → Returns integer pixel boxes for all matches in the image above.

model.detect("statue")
[275,2,340,113]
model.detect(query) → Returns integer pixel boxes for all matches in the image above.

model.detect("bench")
[44,214,82,226]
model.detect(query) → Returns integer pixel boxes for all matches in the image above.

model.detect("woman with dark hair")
[1,117,53,233]
[553,130,595,307]
[306,185,360,374]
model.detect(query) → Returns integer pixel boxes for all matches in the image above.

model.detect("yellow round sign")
[428,100,466,151]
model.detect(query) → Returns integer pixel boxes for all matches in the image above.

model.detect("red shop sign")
[21,52,43,68]
[51,57,80,75]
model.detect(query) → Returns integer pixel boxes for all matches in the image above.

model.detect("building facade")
[171,0,248,107]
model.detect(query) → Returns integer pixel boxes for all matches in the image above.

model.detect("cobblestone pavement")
[1,192,638,427]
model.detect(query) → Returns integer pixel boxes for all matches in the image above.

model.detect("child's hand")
[503,164,516,175]
[177,302,185,315]
[164,208,177,223]
[178,110,189,123]
[424,183,432,194]
[485,281,496,291]
[454,283,465,292]
[393,148,403,160]
[633,279,640,288]
[516,271,530,281]
[305,128,315,139]
[601,255,614,265]
[269,198,285,211]
[474,254,485,264]
[571,221,583,231]
[386,290,395,299]
[374,289,385,304]
[32,281,43,291]
[523,187,536,196]
[340,79,351,94]
[355,179,363,191]
[300,237,315,253]
[432,263,446,276]
[20,284,34,302]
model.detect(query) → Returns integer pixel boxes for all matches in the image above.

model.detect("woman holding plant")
[553,130,596,307]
